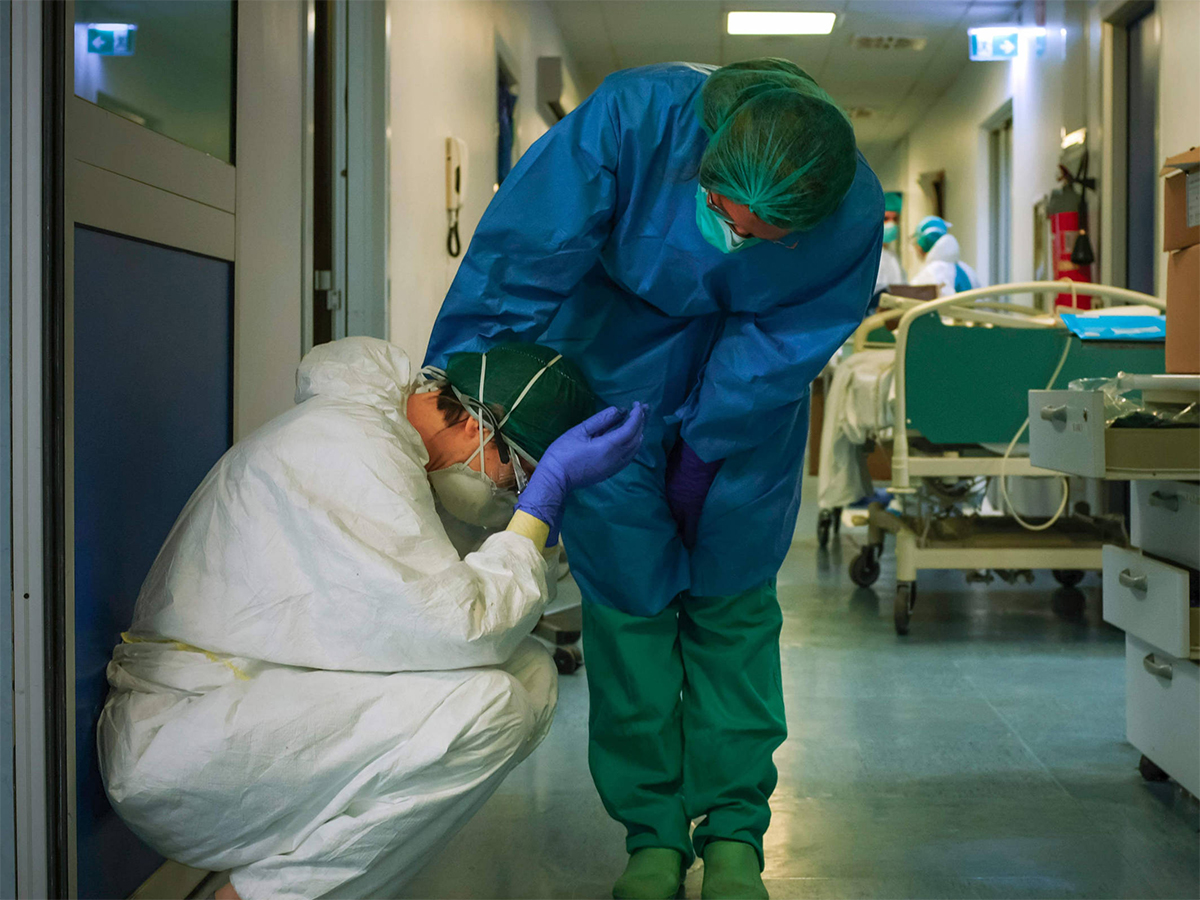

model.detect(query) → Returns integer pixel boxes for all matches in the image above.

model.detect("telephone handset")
[446,137,468,258]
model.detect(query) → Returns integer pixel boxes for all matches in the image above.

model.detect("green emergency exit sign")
[86,24,137,56]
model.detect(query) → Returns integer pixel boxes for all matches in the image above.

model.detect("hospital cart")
[1028,374,1200,799]
[843,282,1171,635]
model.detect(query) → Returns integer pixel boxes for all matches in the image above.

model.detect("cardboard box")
[1166,243,1199,373]
[1162,148,1200,252]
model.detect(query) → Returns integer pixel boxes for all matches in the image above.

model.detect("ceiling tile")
[549,0,1022,131]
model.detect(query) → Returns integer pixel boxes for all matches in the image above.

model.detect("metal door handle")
[1040,404,1068,423]
[1148,491,1180,512]
[1119,569,1148,592]
[1143,653,1173,680]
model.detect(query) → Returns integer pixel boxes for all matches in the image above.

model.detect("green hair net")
[884,191,903,214]
[696,58,858,232]
[443,343,598,461]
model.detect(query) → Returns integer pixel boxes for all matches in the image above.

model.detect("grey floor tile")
[397,477,1199,899]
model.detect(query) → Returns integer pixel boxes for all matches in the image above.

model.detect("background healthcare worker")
[909,214,984,297]
[426,58,883,900]
[98,337,645,900]
[874,190,907,297]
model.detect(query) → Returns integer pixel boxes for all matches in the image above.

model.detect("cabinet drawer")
[1126,635,1200,798]
[1028,389,1106,477]
[1028,389,1200,479]
[1132,481,1200,570]
[1103,546,1197,659]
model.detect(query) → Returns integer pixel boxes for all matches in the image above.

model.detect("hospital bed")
[817,281,1169,635]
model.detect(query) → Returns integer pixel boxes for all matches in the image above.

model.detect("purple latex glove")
[516,403,648,545]
[665,439,723,549]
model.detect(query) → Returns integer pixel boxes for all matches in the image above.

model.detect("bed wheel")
[553,646,583,675]
[894,582,915,635]
[849,546,881,587]
[1052,569,1086,587]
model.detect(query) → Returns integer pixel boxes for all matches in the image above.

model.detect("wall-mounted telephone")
[446,137,468,257]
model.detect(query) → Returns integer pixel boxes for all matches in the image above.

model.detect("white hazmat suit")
[910,233,982,298]
[873,245,907,294]
[98,338,557,900]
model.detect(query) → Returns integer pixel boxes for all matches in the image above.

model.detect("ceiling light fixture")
[727,11,837,36]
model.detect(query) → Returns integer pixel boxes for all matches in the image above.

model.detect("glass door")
[65,3,237,897]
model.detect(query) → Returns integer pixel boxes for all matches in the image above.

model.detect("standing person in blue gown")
[426,58,883,900]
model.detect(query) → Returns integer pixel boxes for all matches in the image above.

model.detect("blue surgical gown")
[426,63,884,615]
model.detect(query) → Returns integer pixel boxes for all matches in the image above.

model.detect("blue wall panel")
[73,226,232,899]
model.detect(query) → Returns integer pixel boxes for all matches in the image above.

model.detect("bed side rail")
[889,281,1165,490]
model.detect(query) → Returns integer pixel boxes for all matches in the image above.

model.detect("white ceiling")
[547,0,1021,162]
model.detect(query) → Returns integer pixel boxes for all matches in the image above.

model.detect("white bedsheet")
[817,349,896,510]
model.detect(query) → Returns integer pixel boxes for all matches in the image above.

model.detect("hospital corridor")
[3,1,1200,899]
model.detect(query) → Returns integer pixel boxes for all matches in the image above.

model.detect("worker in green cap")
[427,58,883,900]
[98,336,646,900]
[874,190,907,296]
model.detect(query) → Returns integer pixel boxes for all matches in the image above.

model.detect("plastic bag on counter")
[1069,373,1199,428]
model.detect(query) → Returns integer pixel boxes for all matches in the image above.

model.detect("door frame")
[1099,0,1156,290]
[984,99,1014,288]
[318,0,387,346]
[10,0,52,896]
[1,3,16,898]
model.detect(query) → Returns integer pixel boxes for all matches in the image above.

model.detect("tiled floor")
[398,480,1199,899]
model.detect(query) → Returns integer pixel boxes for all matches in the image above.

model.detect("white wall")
[891,53,1010,282]
[387,0,581,363]
[1009,3,1075,285]
[867,136,908,198]
[862,138,906,190]
[867,136,912,261]
[888,0,1198,297]
[234,0,306,438]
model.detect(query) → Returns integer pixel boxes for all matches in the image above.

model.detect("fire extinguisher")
[1048,152,1097,308]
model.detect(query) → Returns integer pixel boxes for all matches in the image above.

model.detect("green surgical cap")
[914,215,950,252]
[443,343,598,461]
[884,191,903,214]
[696,58,858,233]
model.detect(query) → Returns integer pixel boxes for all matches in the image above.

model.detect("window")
[74,0,236,162]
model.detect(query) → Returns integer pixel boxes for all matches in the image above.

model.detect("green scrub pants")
[582,580,786,867]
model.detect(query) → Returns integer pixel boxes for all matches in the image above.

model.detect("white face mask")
[423,350,561,529]
[427,459,516,530]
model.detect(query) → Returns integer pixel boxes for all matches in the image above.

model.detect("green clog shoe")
[613,848,686,899]
[700,841,767,900]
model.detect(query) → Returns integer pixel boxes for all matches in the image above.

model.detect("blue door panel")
[73,226,232,899]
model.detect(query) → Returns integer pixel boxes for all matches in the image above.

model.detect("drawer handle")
[1039,404,1068,423]
[1143,653,1173,681]
[1148,491,1180,512]
[1119,569,1148,592]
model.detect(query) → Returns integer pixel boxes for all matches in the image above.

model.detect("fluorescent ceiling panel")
[726,11,836,35]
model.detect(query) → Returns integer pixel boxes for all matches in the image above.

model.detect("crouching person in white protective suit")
[98,337,647,900]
